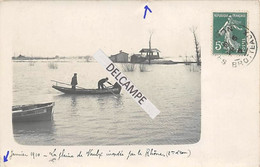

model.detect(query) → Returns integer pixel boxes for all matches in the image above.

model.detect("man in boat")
[71,73,78,90]
[98,77,112,89]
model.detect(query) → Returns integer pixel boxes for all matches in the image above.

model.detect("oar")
[51,80,71,86]
[51,80,87,89]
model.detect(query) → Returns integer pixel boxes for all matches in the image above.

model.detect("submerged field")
[13,61,201,145]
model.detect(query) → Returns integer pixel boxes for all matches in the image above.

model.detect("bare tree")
[148,31,153,64]
[190,27,201,66]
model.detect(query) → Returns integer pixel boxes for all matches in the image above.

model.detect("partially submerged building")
[130,48,161,63]
[130,54,146,63]
[139,48,160,60]
[110,50,129,63]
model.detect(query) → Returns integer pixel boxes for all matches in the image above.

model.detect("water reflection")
[13,120,55,135]
[53,93,124,115]
[96,94,124,111]
[71,95,77,108]
[113,95,124,107]
[54,94,80,116]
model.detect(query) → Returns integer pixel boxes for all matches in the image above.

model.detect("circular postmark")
[213,12,258,68]
[217,27,258,68]
[218,28,258,68]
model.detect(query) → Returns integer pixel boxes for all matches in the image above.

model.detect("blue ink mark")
[4,151,9,162]
[143,5,152,19]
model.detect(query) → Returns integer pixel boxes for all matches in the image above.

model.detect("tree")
[148,31,153,64]
[190,27,201,66]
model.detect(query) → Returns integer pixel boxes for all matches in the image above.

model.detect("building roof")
[110,51,129,57]
[18,55,26,58]
[139,48,160,53]
[119,51,129,55]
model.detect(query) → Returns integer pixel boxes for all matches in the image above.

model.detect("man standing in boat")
[98,77,112,89]
[71,73,78,90]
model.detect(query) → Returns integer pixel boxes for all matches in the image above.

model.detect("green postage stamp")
[213,12,257,67]
[213,12,247,55]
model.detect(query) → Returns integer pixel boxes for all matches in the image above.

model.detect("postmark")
[213,12,257,67]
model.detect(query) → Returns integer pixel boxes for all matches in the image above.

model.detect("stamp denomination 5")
[213,12,257,67]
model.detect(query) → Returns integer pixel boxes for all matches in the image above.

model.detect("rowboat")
[52,85,121,95]
[12,102,55,122]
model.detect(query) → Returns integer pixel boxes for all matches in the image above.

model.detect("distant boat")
[52,85,121,95]
[12,102,55,122]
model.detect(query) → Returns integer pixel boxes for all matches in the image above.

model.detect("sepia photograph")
[11,1,201,145]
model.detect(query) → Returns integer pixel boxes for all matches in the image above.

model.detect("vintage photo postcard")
[0,1,259,167]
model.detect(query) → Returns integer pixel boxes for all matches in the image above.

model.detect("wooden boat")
[52,85,121,95]
[12,102,55,122]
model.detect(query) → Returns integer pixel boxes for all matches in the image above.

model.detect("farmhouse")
[110,50,129,63]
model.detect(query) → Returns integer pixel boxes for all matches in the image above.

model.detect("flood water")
[13,61,201,145]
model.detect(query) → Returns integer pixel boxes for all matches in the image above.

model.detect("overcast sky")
[6,1,201,60]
